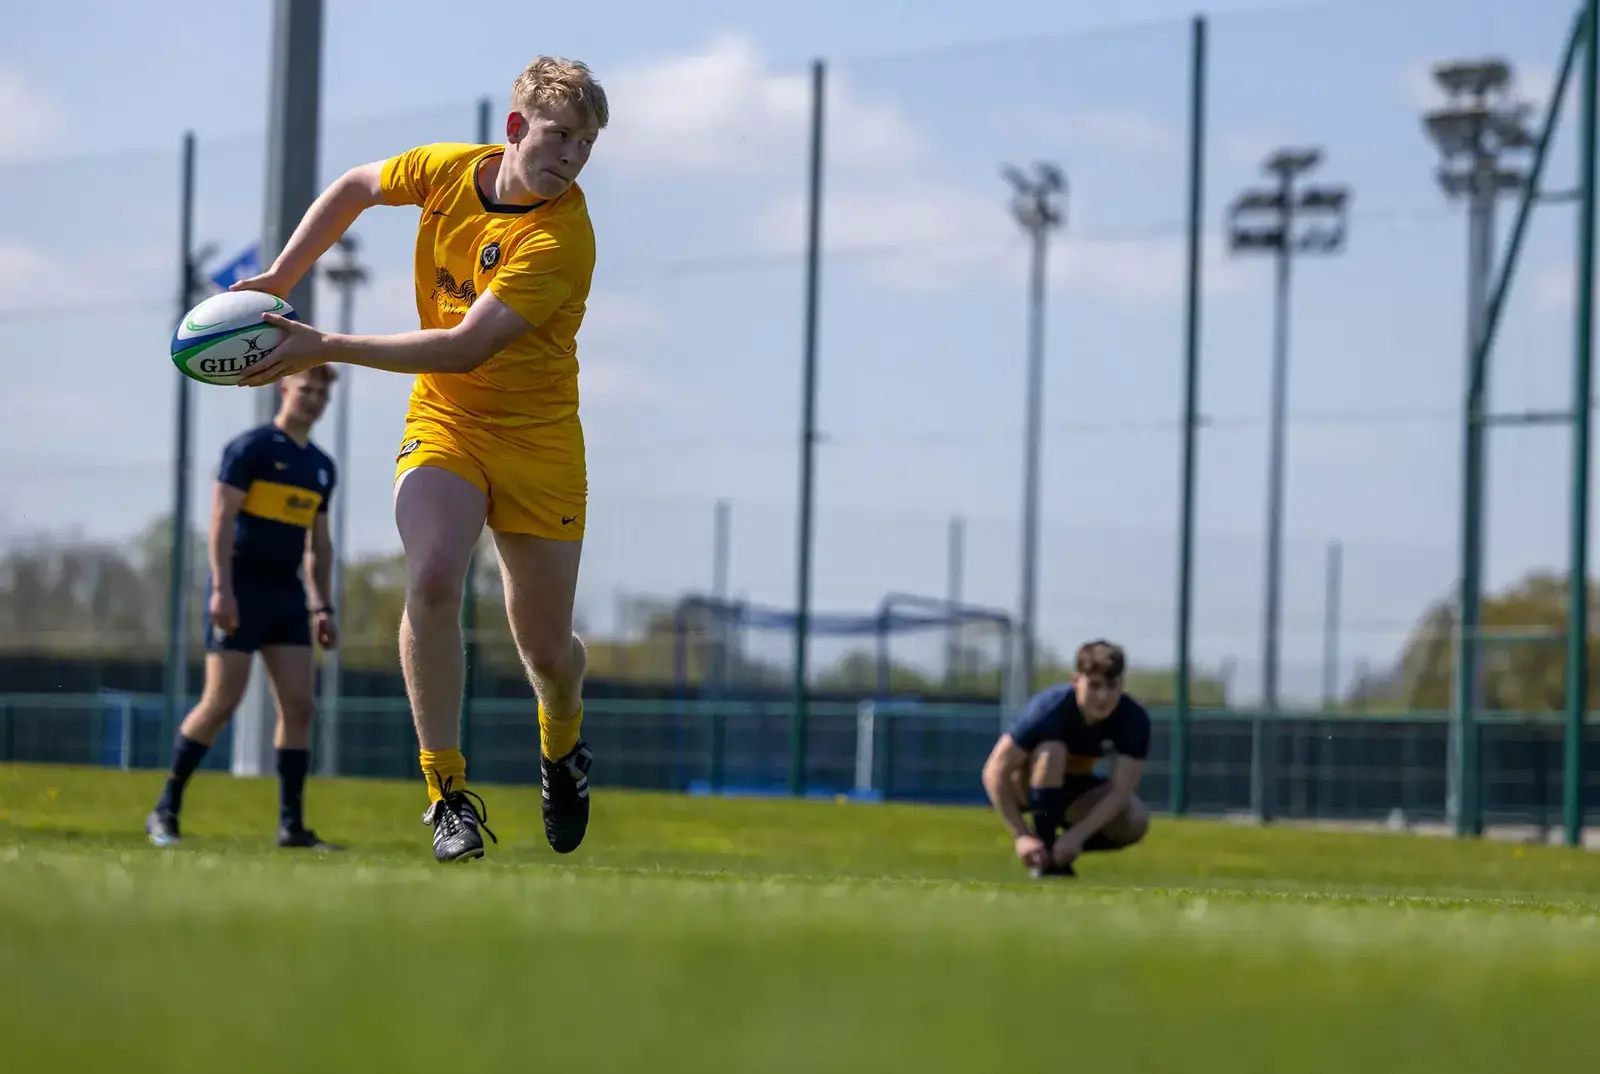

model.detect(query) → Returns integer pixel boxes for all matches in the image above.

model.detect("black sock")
[1082,831,1125,854]
[156,734,211,816]
[277,748,311,832]
[1028,787,1066,848]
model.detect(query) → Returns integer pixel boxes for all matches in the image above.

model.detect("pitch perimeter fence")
[4,691,1599,835]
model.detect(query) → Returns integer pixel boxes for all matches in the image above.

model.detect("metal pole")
[789,59,826,797]
[945,514,965,686]
[256,0,323,423]
[238,0,323,778]
[317,242,358,777]
[1018,221,1048,701]
[713,499,731,601]
[1453,155,1497,837]
[165,131,197,735]
[1254,164,1295,825]
[1322,540,1342,709]
[1172,14,1207,817]
[1565,0,1598,848]
[711,498,731,687]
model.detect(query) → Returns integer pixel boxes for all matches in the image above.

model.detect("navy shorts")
[1012,769,1109,812]
[205,575,311,653]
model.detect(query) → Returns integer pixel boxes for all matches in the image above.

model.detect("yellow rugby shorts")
[394,414,587,540]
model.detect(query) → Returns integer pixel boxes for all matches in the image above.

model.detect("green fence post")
[789,58,826,797]
[1566,0,1597,848]
[1172,13,1207,818]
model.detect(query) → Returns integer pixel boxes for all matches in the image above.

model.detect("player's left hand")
[1051,833,1083,867]
[315,610,339,650]
[235,313,336,387]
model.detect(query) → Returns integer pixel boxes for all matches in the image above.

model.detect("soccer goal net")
[667,592,1018,801]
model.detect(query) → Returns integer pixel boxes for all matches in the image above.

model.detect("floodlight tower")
[1002,161,1066,705]
[316,234,369,777]
[1422,57,1536,837]
[1226,147,1351,822]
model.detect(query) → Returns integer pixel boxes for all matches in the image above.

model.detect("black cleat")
[1031,858,1078,879]
[541,740,593,854]
[145,809,181,848]
[421,773,497,863]
[278,826,342,851]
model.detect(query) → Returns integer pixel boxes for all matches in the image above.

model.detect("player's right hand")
[210,589,239,636]
[1013,833,1048,869]
[229,269,296,300]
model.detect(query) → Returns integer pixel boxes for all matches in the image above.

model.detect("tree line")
[58,515,1600,709]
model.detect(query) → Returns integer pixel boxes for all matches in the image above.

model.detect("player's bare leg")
[395,464,496,861]
[146,651,252,847]
[1064,782,1151,850]
[260,644,338,851]
[494,531,591,853]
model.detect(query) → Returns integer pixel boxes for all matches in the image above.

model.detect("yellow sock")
[419,748,466,803]
[540,703,583,762]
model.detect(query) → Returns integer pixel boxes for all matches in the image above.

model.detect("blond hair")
[512,57,608,130]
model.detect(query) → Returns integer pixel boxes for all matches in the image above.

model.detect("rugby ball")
[171,290,299,385]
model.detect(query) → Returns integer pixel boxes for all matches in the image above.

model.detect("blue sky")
[0,0,1592,702]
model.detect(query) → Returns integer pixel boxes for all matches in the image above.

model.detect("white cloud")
[1532,262,1573,313]
[755,183,1251,304]
[1055,235,1253,305]
[581,293,668,339]
[580,358,665,406]
[602,35,918,177]
[0,238,168,314]
[754,184,1012,289]
[0,67,60,159]
[601,35,1253,308]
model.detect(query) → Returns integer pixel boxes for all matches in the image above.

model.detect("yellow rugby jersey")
[379,142,596,430]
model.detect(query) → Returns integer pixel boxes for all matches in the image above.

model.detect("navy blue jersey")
[1008,682,1151,762]
[217,424,336,582]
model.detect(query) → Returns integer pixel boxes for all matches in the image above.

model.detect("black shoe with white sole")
[145,809,181,848]
[541,741,593,854]
[421,774,497,863]
[278,826,342,851]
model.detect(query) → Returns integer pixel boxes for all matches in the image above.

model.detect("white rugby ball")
[171,290,299,385]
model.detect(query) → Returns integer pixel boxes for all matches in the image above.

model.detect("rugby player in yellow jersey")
[229,57,606,863]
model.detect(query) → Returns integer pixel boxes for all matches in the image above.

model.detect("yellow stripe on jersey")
[1065,754,1101,775]
[241,480,323,528]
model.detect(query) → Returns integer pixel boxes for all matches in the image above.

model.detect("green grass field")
[4,762,1599,1073]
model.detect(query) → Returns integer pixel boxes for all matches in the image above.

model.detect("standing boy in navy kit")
[146,367,341,851]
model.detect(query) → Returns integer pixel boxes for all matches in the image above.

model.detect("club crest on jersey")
[480,242,501,271]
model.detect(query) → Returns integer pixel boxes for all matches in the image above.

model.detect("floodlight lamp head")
[1227,226,1286,253]
[1295,223,1347,253]
[1430,57,1512,100]
[1035,162,1065,192]
[1424,108,1480,157]
[1298,185,1350,213]
[1265,146,1322,179]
